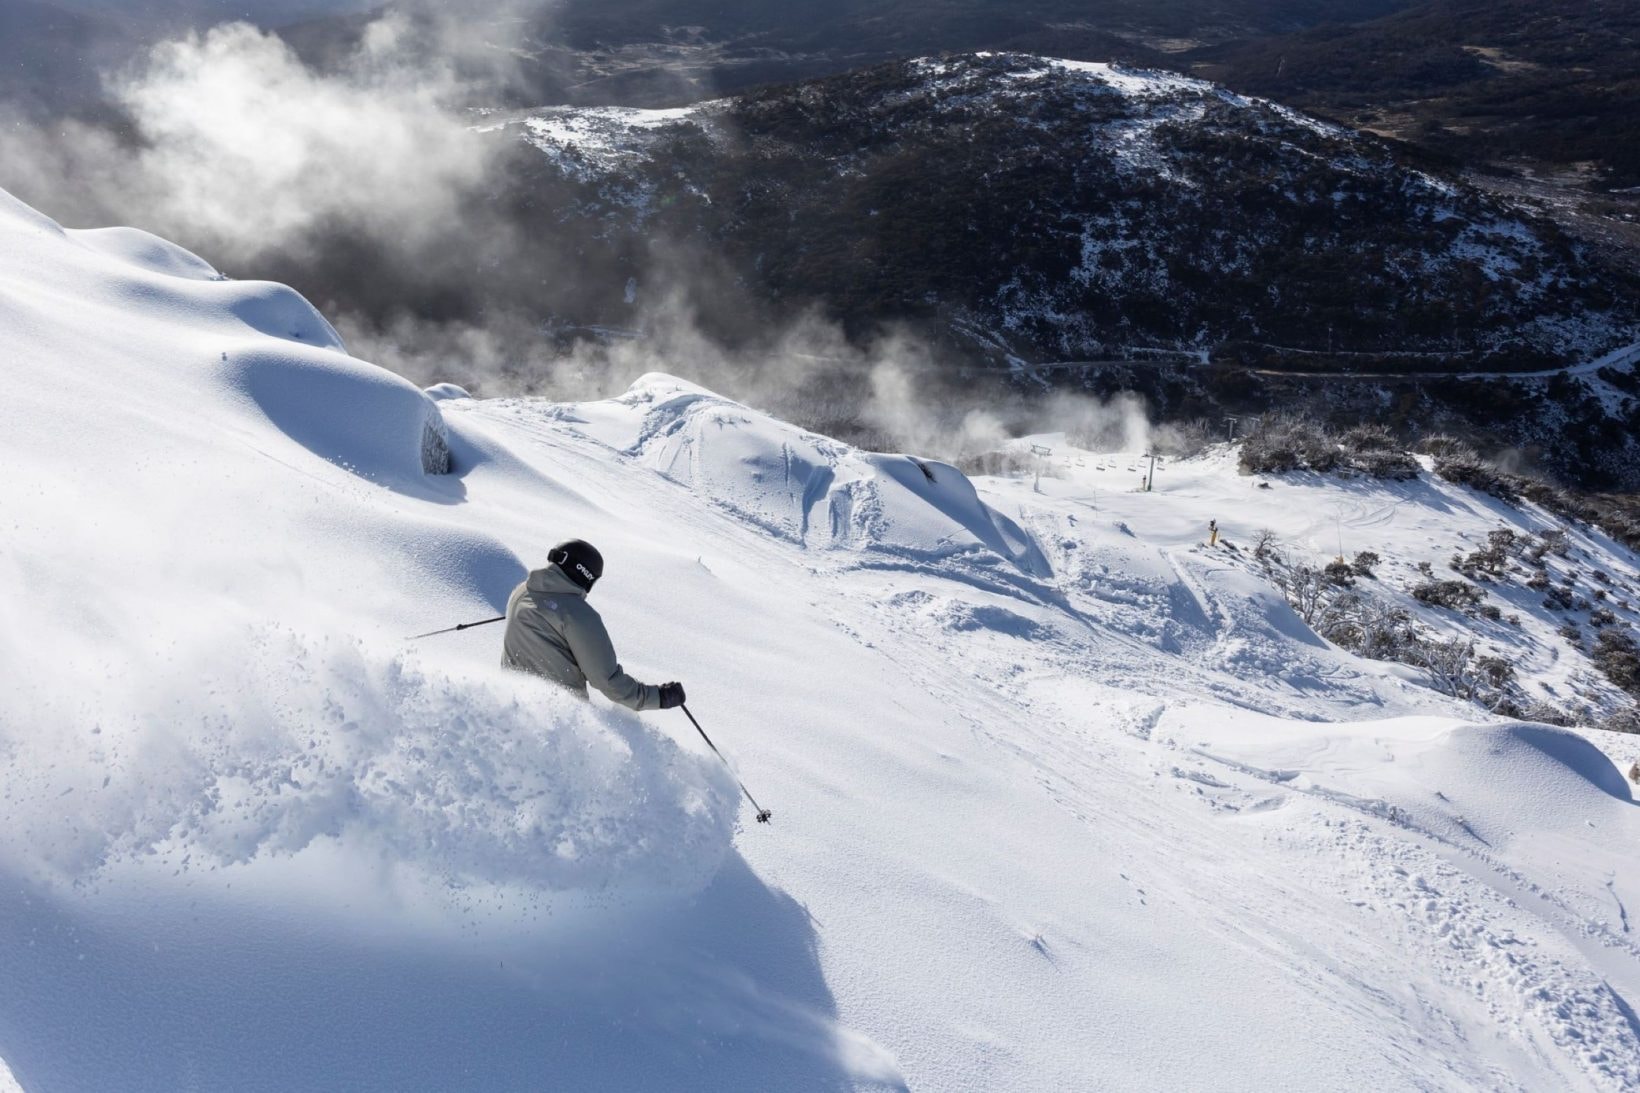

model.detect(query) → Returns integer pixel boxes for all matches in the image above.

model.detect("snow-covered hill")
[503,53,1639,373]
[4,185,1640,1090]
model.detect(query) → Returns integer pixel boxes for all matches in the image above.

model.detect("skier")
[502,539,686,711]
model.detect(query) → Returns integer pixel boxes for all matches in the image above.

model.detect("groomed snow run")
[4,185,1640,1091]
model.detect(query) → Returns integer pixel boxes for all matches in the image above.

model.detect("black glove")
[659,682,686,709]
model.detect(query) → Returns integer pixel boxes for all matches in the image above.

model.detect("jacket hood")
[526,565,587,598]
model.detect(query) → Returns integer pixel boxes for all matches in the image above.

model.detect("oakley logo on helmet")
[549,539,604,592]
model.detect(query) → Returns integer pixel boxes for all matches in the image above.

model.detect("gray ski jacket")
[501,565,663,711]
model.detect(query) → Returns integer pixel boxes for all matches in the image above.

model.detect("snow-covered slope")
[4,186,1640,1091]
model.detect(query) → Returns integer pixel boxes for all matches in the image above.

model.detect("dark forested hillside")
[499,54,1635,373]
[1194,0,1640,189]
[277,0,1412,107]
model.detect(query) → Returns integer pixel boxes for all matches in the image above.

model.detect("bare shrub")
[1412,579,1484,611]
[1239,414,1340,475]
[1338,424,1418,478]
[1239,415,1420,480]
[1339,425,1419,478]
[1600,705,1640,734]
[1342,424,1397,452]
[1453,527,1518,580]
[1323,560,1357,586]
[1344,599,1421,661]
[1543,586,1575,611]
[1433,453,1520,502]
[1475,655,1515,690]
[1593,629,1640,698]
[1351,448,1421,480]
[1536,529,1571,558]
[1272,576,1414,665]
[1416,434,1471,458]
[1518,487,1640,555]
[1411,638,1516,709]
[1276,565,1335,626]
[1521,700,1577,727]
[1259,546,1522,715]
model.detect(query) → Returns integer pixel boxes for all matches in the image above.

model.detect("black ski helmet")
[549,539,604,592]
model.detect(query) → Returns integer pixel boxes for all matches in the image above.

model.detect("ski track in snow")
[5,186,1640,1090]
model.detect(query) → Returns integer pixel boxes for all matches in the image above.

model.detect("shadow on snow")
[0,854,890,1092]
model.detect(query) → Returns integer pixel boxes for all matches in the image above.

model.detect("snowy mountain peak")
[942,51,1283,111]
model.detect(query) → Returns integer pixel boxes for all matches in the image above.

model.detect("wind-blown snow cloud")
[0,9,534,270]
[0,4,1172,462]
[117,19,492,254]
[342,290,1170,460]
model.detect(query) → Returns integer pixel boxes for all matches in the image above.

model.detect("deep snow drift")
[4,185,1640,1091]
[0,189,734,898]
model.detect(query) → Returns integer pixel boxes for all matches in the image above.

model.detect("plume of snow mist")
[356,289,1168,461]
[119,18,499,260]
[0,14,530,274]
[861,362,1162,458]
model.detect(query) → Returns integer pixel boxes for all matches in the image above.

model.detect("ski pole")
[406,615,506,640]
[680,704,772,824]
